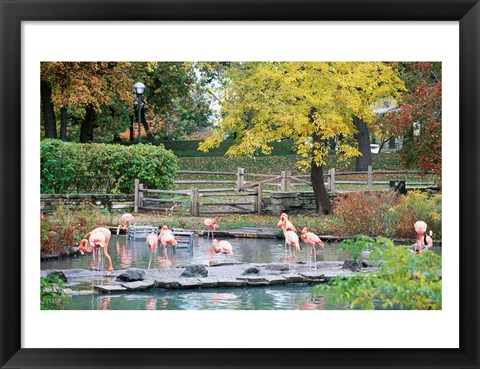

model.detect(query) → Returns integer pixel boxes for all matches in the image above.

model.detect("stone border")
[42,261,358,295]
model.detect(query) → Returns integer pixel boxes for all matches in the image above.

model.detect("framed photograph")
[1,0,479,368]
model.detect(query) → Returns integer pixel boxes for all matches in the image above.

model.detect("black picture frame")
[1,1,479,368]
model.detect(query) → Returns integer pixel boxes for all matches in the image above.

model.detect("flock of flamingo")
[73,211,326,274]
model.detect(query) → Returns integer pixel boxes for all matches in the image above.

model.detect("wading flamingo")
[300,227,325,270]
[146,231,159,269]
[204,218,218,240]
[213,239,233,255]
[78,227,113,273]
[116,213,135,235]
[411,220,433,254]
[158,225,178,254]
[277,213,297,253]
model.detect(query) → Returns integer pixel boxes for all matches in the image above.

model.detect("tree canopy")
[40,62,214,142]
[382,62,442,182]
[199,62,405,213]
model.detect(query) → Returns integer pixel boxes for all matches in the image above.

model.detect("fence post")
[138,182,144,209]
[330,168,336,193]
[255,183,263,215]
[236,167,245,192]
[134,178,139,212]
[367,165,373,190]
[286,171,292,191]
[191,188,200,216]
[280,171,286,191]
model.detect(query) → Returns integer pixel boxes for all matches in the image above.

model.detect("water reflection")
[68,285,324,311]
[42,235,442,272]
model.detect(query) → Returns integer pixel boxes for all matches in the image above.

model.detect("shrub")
[41,274,70,310]
[41,139,178,194]
[313,236,442,310]
[332,190,401,236]
[41,202,112,254]
[384,191,442,239]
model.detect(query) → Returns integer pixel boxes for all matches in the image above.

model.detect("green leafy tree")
[41,62,213,143]
[199,62,404,214]
[313,236,442,309]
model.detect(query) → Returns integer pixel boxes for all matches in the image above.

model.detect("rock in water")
[342,260,362,272]
[242,267,260,275]
[180,264,208,278]
[116,268,146,282]
[47,271,67,283]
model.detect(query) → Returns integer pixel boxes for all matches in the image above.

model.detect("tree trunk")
[41,80,57,138]
[388,137,396,149]
[353,116,372,171]
[140,108,154,143]
[79,104,96,143]
[311,133,332,215]
[60,105,68,141]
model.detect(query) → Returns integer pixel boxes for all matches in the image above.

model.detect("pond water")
[67,284,332,310]
[41,235,442,272]
[41,235,353,271]
[42,235,441,311]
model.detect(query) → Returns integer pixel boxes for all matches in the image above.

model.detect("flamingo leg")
[314,247,317,270]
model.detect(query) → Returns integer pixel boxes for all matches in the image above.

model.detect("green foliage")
[41,139,178,194]
[313,236,442,309]
[40,274,70,310]
[338,235,378,263]
[384,190,442,239]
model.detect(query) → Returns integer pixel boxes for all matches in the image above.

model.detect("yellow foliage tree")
[199,62,405,214]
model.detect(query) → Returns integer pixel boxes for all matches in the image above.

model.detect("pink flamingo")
[412,220,433,254]
[158,225,178,254]
[300,227,325,270]
[146,232,158,269]
[277,213,297,253]
[116,213,135,235]
[78,227,113,273]
[213,239,233,255]
[277,213,296,232]
[146,232,158,250]
[204,218,218,240]
[284,230,300,254]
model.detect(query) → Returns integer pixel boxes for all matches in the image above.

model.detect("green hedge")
[41,139,178,194]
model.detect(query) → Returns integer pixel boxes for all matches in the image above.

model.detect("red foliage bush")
[332,191,400,237]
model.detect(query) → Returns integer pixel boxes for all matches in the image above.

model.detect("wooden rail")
[172,166,435,194]
[134,166,434,214]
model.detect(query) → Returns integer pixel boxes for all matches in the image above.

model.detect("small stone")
[180,264,208,278]
[121,280,156,291]
[242,267,260,275]
[94,285,127,293]
[116,268,146,282]
[217,278,247,288]
[156,279,180,289]
[178,278,202,289]
[281,274,306,283]
[342,260,362,272]
[198,277,219,288]
[46,271,67,283]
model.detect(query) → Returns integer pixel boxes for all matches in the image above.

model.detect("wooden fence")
[134,178,263,216]
[176,166,434,193]
[134,167,434,215]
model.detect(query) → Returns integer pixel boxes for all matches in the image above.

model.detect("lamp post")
[133,82,145,144]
